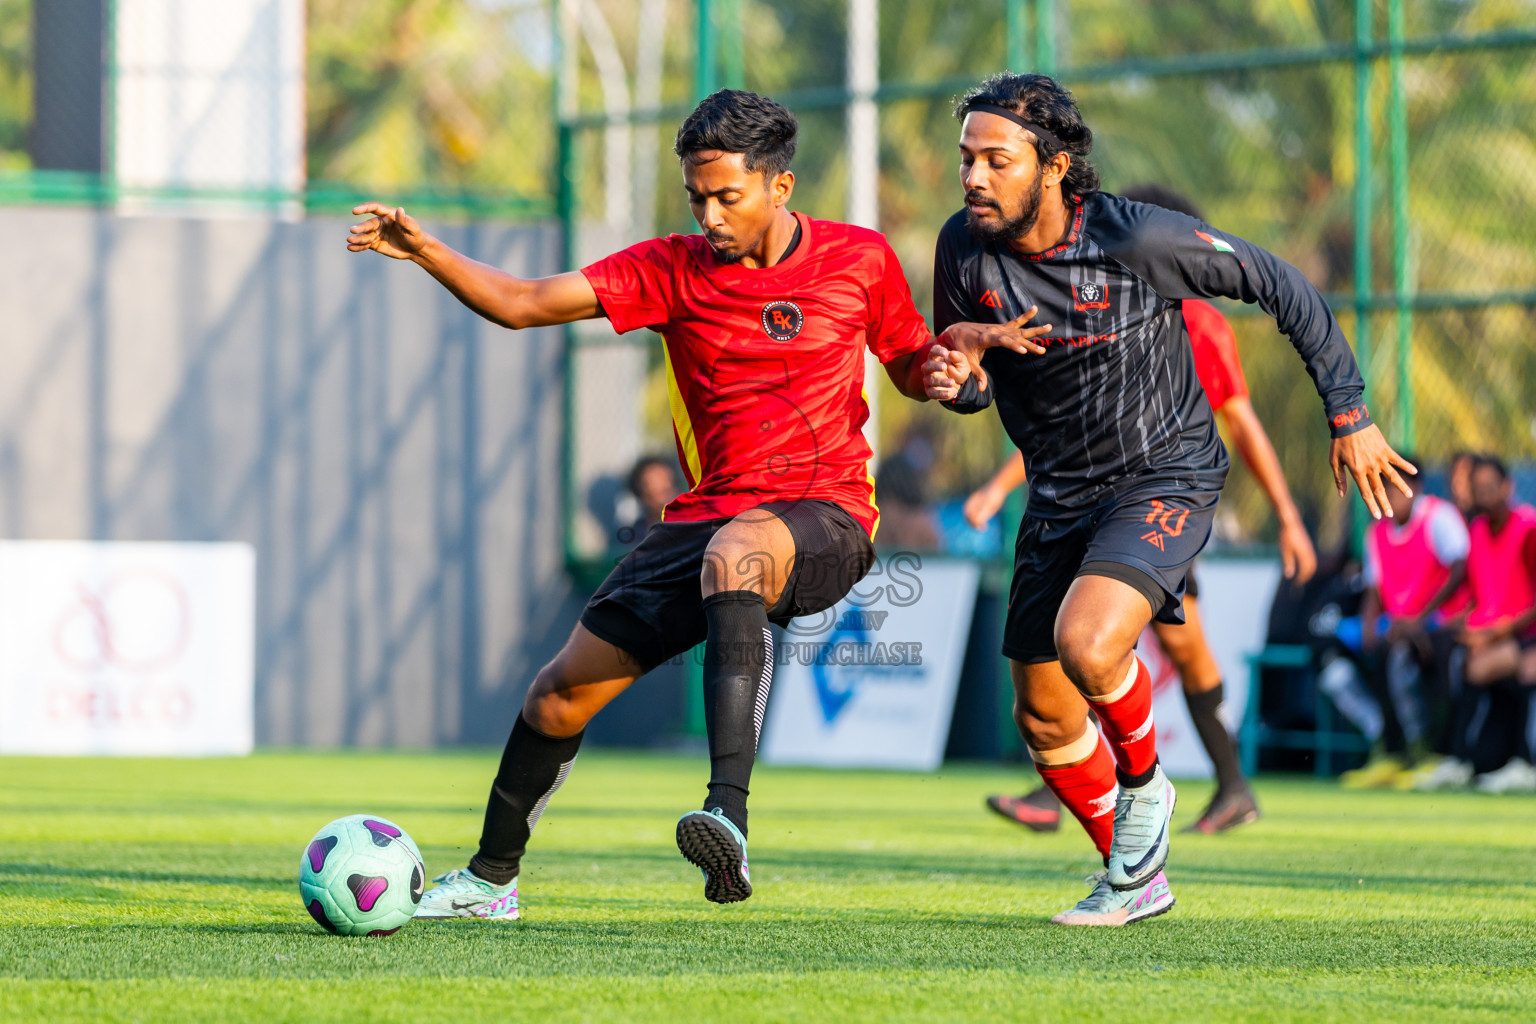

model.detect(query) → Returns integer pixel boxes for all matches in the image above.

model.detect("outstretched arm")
[883,349,935,400]
[1218,396,1316,583]
[963,450,1028,530]
[1104,203,1416,518]
[348,203,604,329]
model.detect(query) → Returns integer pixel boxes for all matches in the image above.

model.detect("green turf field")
[1,751,1532,1022]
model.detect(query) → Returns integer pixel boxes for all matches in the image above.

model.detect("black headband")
[965,103,1066,151]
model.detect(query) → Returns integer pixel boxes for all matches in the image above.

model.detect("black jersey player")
[923,73,1415,926]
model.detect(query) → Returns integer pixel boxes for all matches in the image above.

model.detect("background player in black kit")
[923,72,1416,926]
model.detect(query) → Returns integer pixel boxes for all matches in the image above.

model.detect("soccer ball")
[299,814,425,936]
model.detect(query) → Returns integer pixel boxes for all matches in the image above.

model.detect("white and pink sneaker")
[413,868,520,921]
[1050,868,1174,926]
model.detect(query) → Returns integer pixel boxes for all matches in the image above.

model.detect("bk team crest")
[762,300,804,341]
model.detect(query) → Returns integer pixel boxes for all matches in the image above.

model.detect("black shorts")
[1004,486,1219,664]
[1184,564,1200,600]
[580,499,875,674]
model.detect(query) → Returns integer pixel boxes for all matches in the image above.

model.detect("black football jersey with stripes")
[933,191,1370,517]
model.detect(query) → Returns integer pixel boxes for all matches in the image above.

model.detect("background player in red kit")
[966,185,1319,837]
[346,89,1039,919]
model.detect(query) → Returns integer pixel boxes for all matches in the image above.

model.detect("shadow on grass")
[527,844,1531,896]
[0,863,289,891]
[3,913,1533,982]
[3,842,1522,901]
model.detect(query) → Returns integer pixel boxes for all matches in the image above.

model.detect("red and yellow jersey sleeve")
[866,242,934,364]
[576,216,931,538]
[1182,298,1248,412]
[580,237,680,334]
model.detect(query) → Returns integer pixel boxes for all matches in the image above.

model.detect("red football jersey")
[1182,298,1248,411]
[581,212,932,536]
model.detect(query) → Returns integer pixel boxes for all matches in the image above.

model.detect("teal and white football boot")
[676,808,752,904]
[1051,868,1174,926]
[1107,764,1176,890]
[414,867,520,921]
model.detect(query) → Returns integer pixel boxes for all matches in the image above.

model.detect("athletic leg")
[1053,573,1178,890]
[1408,638,1476,790]
[1054,574,1158,777]
[678,499,874,904]
[1521,646,1536,765]
[1156,596,1258,833]
[986,513,1090,837]
[428,512,730,919]
[470,624,640,881]
[1159,596,1242,790]
[1318,647,1385,745]
[695,506,796,836]
[1012,659,1113,858]
[1055,489,1221,890]
[419,624,642,920]
[1011,655,1175,926]
[1466,636,1521,686]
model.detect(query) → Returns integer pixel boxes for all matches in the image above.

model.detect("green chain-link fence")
[0,0,1531,560]
[550,0,1536,570]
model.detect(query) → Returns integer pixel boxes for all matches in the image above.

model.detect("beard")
[705,221,770,265]
[964,165,1045,245]
[707,231,747,263]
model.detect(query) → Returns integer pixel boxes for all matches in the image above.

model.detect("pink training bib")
[1370,494,1468,618]
[1466,504,1536,631]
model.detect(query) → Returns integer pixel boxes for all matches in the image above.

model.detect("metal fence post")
[1005,0,1026,71]
[681,0,719,738]
[555,0,581,572]
[1388,0,1415,451]
[695,0,718,100]
[722,0,744,91]
[1352,0,1374,550]
[1033,0,1056,76]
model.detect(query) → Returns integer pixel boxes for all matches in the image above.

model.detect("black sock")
[1363,652,1407,756]
[1512,683,1535,763]
[1185,683,1247,795]
[1117,756,1160,790]
[701,590,773,837]
[1023,784,1061,810]
[1450,684,1486,762]
[468,711,583,886]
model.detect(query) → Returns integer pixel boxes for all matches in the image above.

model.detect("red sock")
[1088,656,1158,779]
[1034,735,1117,859]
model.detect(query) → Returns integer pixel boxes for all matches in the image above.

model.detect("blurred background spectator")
[1312,453,1536,794]
[873,426,940,551]
[614,454,683,546]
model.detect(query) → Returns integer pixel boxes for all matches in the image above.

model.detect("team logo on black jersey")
[1073,282,1110,312]
[762,300,804,341]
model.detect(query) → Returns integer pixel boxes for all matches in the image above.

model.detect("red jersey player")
[346,89,1042,919]
[963,184,1318,837]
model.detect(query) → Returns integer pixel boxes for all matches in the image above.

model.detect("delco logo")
[1331,405,1368,429]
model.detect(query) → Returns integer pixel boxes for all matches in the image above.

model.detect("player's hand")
[1278,519,1317,583]
[1460,624,1500,648]
[1329,424,1417,520]
[348,203,429,260]
[1384,615,1414,644]
[1360,622,1380,653]
[963,483,1007,531]
[940,307,1053,360]
[922,344,970,401]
